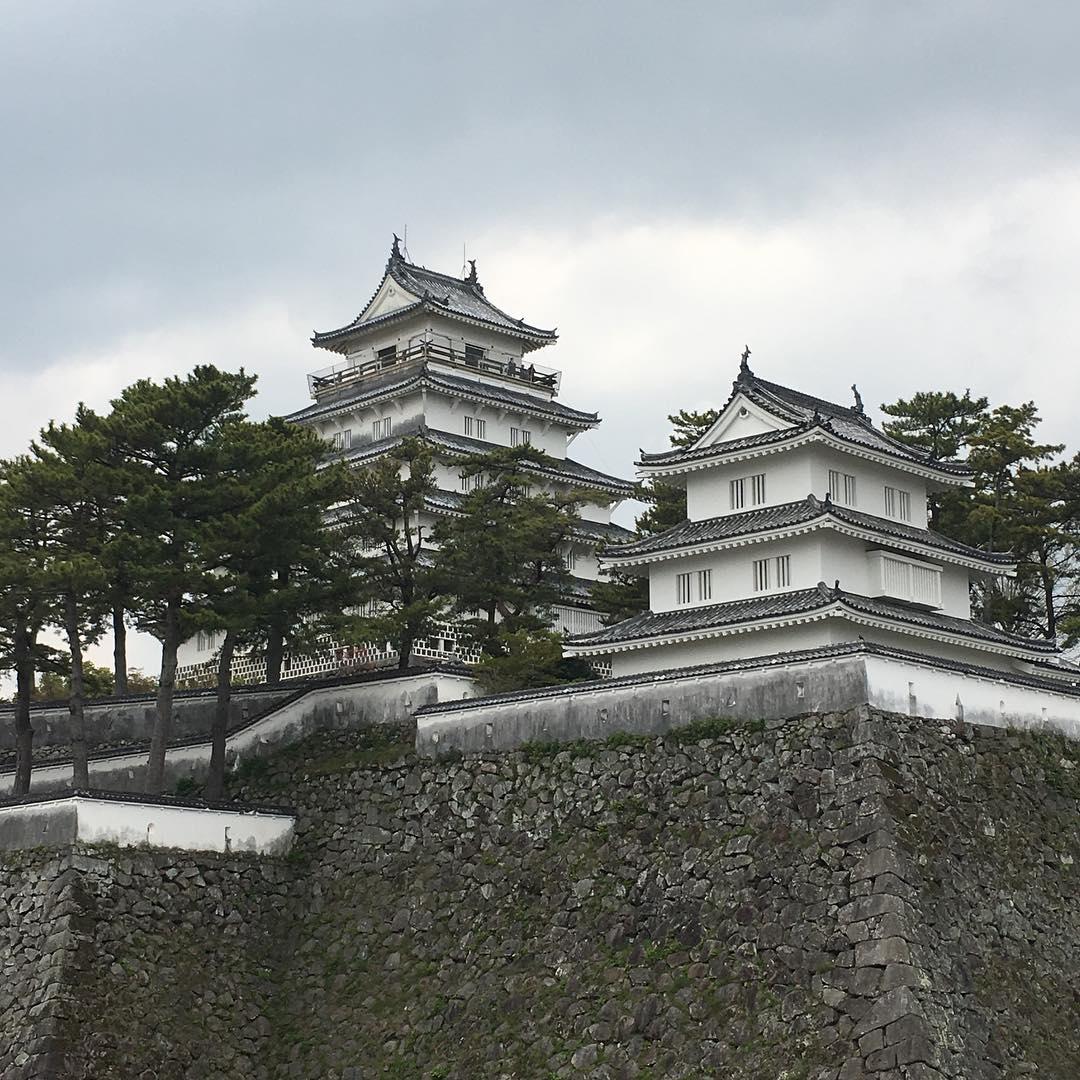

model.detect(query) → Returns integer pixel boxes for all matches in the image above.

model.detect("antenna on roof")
[462,242,468,279]
[401,225,411,262]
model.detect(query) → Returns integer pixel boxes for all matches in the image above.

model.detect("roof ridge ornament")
[851,383,865,416]
[738,344,753,382]
[465,258,482,292]
[390,234,404,263]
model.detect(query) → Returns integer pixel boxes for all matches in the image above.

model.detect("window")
[510,483,531,498]
[829,469,857,506]
[676,572,692,605]
[753,554,792,592]
[372,417,392,440]
[330,429,352,452]
[884,486,912,522]
[563,547,577,571]
[196,630,219,653]
[459,471,484,492]
[510,427,531,447]
[753,558,770,592]
[377,344,397,365]
[776,554,791,588]
[870,551,941,608]
[464,343,484,366]
[464,416,487,439]
[696,569,712,601]
[731,474,765,510]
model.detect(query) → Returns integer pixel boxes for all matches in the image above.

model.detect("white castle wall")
[0,795,295,855]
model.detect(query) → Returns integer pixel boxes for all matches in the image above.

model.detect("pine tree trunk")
[64,591,90,789]
[397,631,414,670]
[12,619,34,797]
[112,604,128,696]
[264,626,284,685]
[146,599,180,795]
[1041,557,1057,640]
[205,629,236,801]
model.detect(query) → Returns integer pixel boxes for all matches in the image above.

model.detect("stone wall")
[2,707,1079,1078]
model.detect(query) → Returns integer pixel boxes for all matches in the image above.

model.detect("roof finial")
[737,344,753,383]
[466,258,478,285]
[851,383,864,415]
[390,233,403,262]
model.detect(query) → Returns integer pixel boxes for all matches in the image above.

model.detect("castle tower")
[566,354,1080,687]
[176,239,634,681]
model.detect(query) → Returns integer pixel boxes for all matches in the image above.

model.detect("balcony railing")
[308,340,562,399]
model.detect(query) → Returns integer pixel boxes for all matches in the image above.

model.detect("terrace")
[308,339,562,400]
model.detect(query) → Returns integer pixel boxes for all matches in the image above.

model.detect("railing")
[308,340,561,399]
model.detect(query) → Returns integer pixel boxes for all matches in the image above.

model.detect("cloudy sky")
[4,1,1080,675]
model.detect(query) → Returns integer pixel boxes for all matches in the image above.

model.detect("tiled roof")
[421,429,633,495]
[321,425,632,497]
[414,639,1080,716]
[640,369,973,478]
[425,488,635,542]
[603,496,1014,567]
[283,363,598,428]
[312,244,556,350]
[567,583,1059,654]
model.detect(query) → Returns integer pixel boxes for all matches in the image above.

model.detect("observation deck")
[307,339,562,400]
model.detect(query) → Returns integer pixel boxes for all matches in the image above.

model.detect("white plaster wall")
[0,672,480,795]
[649,534,824,612]
[0,797,295,854]
[578,501,614,525]
[807,448,930,526]
[864,654,1080,739]
[76,799,294,854]
[608,621,844,678]
[685,447,815,522]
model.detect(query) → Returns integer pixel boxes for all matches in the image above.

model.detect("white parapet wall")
[864,653,1080,738]
[414,643,1080,755]
[0,793,295,855]
[0,668,480,795]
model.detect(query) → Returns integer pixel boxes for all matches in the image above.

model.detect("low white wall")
[865,654,1080,738]
[0,671,479,795]
[417,647,1080,756]
[0,795,295,855]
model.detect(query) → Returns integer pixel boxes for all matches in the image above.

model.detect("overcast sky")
[4,1,1080,676]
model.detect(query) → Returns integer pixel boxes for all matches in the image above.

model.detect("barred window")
[730,478,745,510]
[372,417,392,440]
[753,558,770,592]
[829,469,857,506]
[676,572,692,605]
[750,473,766,505]
[696,569,712,601]
[510,427,531,446]
[776,554,791,587]
[464,416,486,439]
[884,486,911,521]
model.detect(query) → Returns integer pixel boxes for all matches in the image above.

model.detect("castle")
[175,238,634,683]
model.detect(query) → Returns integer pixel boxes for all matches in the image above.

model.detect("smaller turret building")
[566,355,1080,692]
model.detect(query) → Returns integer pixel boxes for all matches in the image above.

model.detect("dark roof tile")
[568,584,1058,654]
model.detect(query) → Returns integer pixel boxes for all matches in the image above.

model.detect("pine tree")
[31,408,115,786]
[0,457,62,794]
[195,418,345,798]
[107,366,259,795]
[334,438,446,671]
[435,445,581,657]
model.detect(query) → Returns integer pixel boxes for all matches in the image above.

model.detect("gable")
[359,274,421,323]
[693,392,794,450]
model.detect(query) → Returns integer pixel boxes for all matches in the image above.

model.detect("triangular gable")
[358,272,421,323]
[692,391,794,450]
